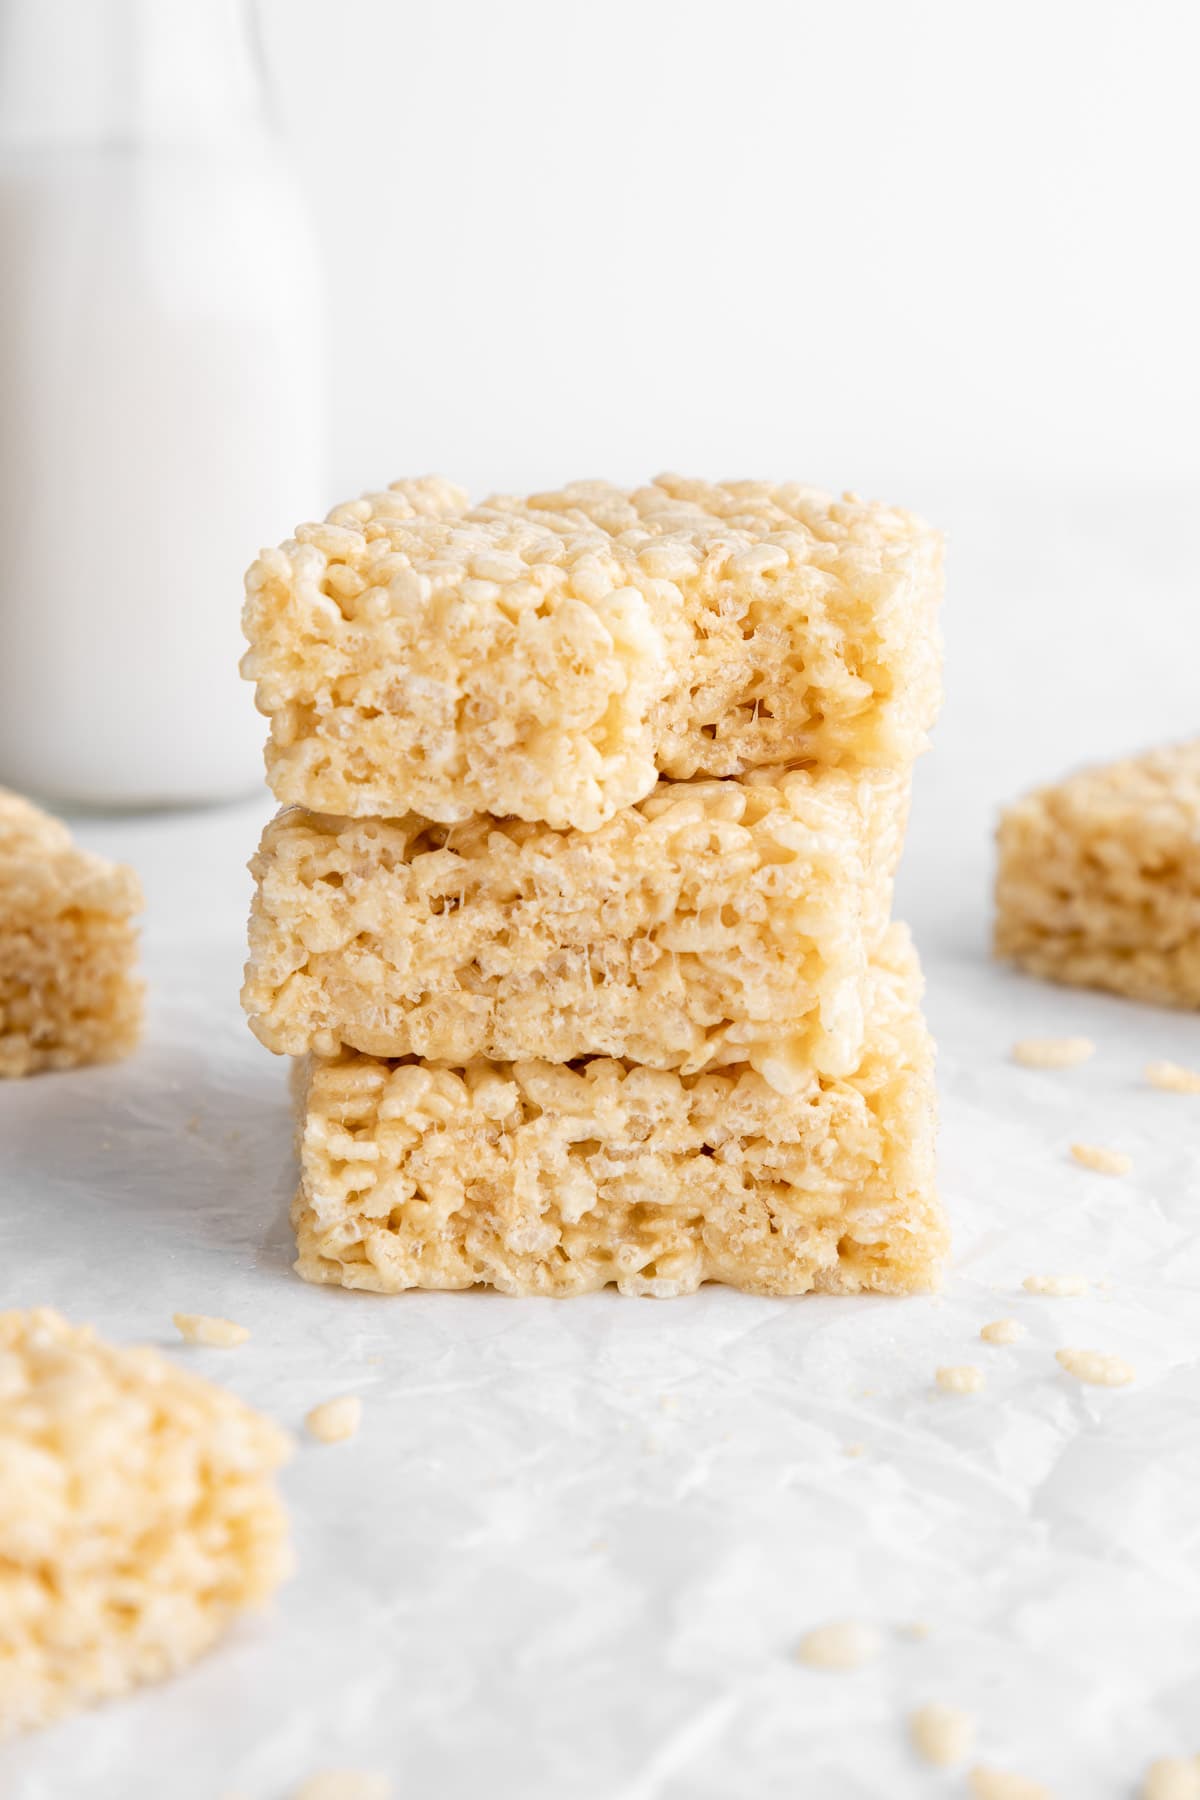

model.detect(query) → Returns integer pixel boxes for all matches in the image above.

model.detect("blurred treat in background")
[0,0,323,809]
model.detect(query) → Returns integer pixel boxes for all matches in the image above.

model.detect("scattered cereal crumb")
[172,1313,249,1348]
[903,1620,932,1640]
[1070,1142,1132,1175]
[909,1700,975,1767]
[796,1620,881,1669]
[291,1775,391,1800]
[1056,1347,1136,1387]
[659,1394,679,1412]
[1142,1756,1200,1800]
[981,1319,1025,1345]
[936,1365,985,1395]
[1022,1274,1088,1297]
[1012,1036,1094,1069]
[842,1442,866,1458]
[185,1113,202,1133]
[305,1395,363,1444]
[969,1769,1054,1800]
[1145,1060,1200,1095]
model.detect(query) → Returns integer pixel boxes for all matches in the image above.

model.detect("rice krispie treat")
[291,924,943,1299]
[0,1309,291,1738]
[0,789,143,1077]
[242,475,943,830]
[995,741,1200,1007]
[244,765,908,1087]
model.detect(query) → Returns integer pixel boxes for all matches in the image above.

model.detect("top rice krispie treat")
[243,475,943,830]
[995,739,1200,1007]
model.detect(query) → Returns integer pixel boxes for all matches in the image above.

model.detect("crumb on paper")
[1070,1143,1132,1175]
[981,1319,1025,1345]
[1056,1347,1135,1387]
[172,1313,249,1348]
[1023,1274,1088,1297]
[1145,1060,1200,1095]
[909,1700,975,1767]
[796,1620,881,1670]
[291,1775,391,1800]
[842,1442,866,1458]
[305,1395,363,1444]
[969,1768,1055,1799]
[903,1620,932,1640]
[1141,1756,1200,1800]
[936,1364,984,1395]
[1011,1036,1094,1069]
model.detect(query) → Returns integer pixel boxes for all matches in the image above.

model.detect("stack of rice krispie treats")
[240,475,947,1297]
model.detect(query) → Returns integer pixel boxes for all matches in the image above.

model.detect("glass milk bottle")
[0,0,323,806]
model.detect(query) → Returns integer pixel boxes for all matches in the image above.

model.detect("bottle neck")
[0,0,269,147]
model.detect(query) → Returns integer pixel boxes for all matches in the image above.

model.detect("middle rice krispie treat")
[242,475,943,831]
[290,925,944,1299]
[243,765,908,1087]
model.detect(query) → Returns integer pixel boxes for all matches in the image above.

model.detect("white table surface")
[2,484,1198,1799]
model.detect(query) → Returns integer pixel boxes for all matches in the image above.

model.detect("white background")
[258,0,1199,889]
[3,3,1200,1796]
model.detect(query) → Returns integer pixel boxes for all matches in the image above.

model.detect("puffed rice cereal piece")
[935,1365,985,1395]
[796,1621,881,1669]
[0,788,142,1077]
[1142,1757,1200,1800]
[290,926,944,1299]
[243,765,907,1085]
[291,1775,391,1800]
[243,475,943,830]
[1011,1036,1094,1068]
[1070,1143,1132,1175]
[172,1313,250,1347]
[1022,1275,1088,1297]
[0,1308,290,1738]
[305,1396,362,1444]
[909,1701,976,1766]
[996,740,1200,1008]
[969,1770,1055,1800]
[1055,1347,1136,1387]
[1145,1061,1200,1094]
[980,1319,1025,1345]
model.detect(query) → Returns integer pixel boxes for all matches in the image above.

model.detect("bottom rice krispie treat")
[0,789,143,1077]
[0,1310,291,1738]
[291,925,943,1298]
[995,740,1200,1007]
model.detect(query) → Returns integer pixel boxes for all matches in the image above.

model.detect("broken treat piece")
[242,475,943,830]
[290,926,944,1299]
[995,740,1200,1008]
[0,789,143,1077]
[244,765,907,1087]
[0,1308,290,1738]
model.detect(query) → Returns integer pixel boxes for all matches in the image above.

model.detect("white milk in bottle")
[0,0,323,805]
